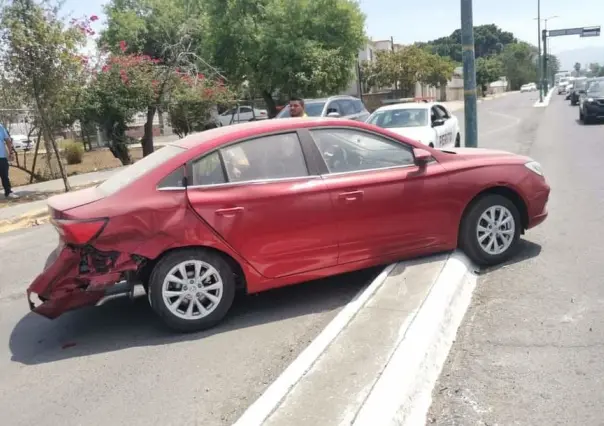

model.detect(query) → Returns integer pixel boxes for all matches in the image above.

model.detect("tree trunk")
[47,125,71,192]
[158,107,165,136]
[141,105,156,157]
[29,131,42,184]
[262,90,278,118]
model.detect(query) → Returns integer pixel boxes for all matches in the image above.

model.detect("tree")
[359,60,380,94]
[423,53,456,88]
[476,56,503,96]
[499,42,538,90]
[79,52,160,165]
[574,62,581,75]
[0,0,88,190]
[204,0,366,117]
[101,0,210,156]
[168,76,235,138]
[545,54,561,83]
[418,24,516,63]
[588,63,604,77]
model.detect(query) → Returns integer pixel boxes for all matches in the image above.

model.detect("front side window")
[220,133,309,183]
[310,128,415,174]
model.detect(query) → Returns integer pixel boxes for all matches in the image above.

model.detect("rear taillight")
[52,218,108,246]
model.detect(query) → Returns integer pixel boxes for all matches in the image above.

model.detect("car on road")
[520,83,537,92]
[558,77,571,94]
[275,95,370,121]
[27,118,550,332]
[579,77,604,124]
[569,77,588,105]
[366,102,460,148]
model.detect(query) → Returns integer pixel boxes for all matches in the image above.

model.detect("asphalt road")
[430,92,604,424]
[0,224,380,426]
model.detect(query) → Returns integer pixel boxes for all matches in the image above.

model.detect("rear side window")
[191,151,227,186]
[221,133,308,183]
[98,145,186,195]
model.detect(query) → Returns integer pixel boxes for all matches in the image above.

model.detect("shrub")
[63,142,84,165]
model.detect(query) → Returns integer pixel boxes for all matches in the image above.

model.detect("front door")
[186,132,338,279]
[306,127,452,264]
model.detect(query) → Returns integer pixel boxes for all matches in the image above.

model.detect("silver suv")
[276,95,370,121]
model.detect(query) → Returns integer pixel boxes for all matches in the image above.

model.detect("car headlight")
[525,160,544,177]
[587,98,594,102]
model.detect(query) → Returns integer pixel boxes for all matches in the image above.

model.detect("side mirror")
[432,118,445,127]
[414,148,432,166]
[327,112,341,118]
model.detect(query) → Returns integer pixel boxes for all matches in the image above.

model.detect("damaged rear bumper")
[27,245,143,319]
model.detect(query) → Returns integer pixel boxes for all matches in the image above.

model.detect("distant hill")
[556,46,604,70]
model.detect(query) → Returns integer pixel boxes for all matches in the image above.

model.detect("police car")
[366,101,461,148]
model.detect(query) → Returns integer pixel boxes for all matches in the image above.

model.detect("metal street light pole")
[543,16,558,91]
[461,0,477,148]
[537,0,543,102]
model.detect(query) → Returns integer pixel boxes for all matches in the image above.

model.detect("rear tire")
[455,133,461,147]
[459,194,522,267]
[148,249,236,332]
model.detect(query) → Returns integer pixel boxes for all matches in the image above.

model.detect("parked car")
[10,134,33,150]
[579,77,604,124]
[366,102,460,148]
[275,95,370,121]
[558,78,570,94]
[569,77,588,105]
[218,105,268,126]
[520,83,537,92]
[28,118,550,332]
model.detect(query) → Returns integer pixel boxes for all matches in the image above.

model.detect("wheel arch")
[458,185,529,243]
[138,245,248,293]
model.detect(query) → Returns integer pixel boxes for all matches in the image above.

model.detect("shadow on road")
[9,267,382,366]
[478,239,542,275]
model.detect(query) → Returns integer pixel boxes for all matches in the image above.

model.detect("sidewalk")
[0,168,120,222]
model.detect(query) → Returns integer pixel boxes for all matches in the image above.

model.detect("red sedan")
[27,118,550,332]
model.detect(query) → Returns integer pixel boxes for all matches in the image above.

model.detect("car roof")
[303,95,359,103]
[373,102,434,112]
[173,117,376,151]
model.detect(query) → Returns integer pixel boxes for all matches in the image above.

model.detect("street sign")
[581,26,600,37]
[548,26,600,38]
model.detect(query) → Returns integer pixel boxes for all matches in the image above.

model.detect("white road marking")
[232,263,397,426]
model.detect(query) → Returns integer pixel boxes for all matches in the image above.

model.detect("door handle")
[215,207,244,216]
[338,190,364,202]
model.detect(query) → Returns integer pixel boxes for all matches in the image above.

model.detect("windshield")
[368,108,429,128]
[98,144,186,196]
[559,78,569,84]
[276,101,326,118]
[587,79,604,96]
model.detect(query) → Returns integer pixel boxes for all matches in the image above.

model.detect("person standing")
[0,123,18,199]
[288,97,308,118]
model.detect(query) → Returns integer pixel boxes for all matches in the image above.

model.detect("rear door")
[305,127,452,264]
[186,131,338,278]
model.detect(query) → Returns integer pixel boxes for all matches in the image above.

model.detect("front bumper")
[527,189,550,229]
[583,102,604,119]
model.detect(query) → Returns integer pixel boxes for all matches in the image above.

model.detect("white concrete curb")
[353,251,477,426]
[233,263,397,426]
[234,251,477,426]
[533,88,555,108]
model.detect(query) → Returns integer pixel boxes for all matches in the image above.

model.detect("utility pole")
[391,36,398,93]
[537,0,543,102]
[542,29,548,93]
[461,0,477,148]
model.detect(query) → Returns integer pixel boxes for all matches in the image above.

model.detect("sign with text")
[548,26,600,38]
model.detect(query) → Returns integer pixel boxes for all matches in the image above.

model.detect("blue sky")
[65,0,604,54]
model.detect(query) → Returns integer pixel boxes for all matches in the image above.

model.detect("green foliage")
[369,46,455,96]
[63,141,84,164]
[418,24,516,63]
[588,63,604,77]
[168,77,236,138]
[476,56,503,95]
[0,0,88,131]
[204,0,366,115]
[499,42,538,90]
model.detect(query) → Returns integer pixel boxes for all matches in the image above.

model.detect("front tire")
[459,194,521,267]
[148,249,236,332]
